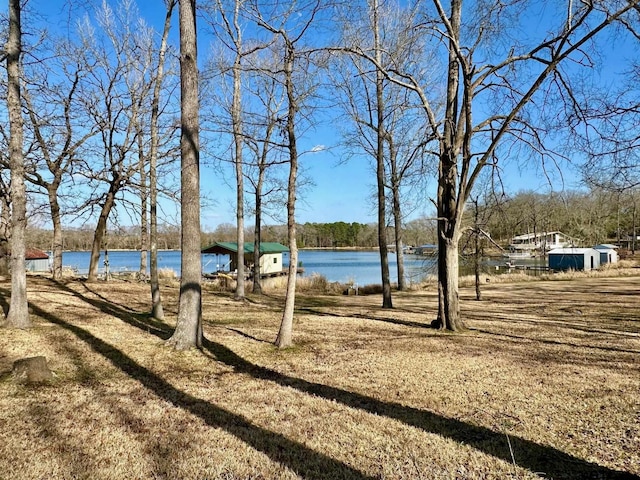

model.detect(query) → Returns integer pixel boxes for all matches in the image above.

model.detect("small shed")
[593,244,619,265]
[201,242,289,276]
[25,248,50,272]
[548,247,601,272]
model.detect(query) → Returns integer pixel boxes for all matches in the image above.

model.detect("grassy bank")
[0,272,638,479]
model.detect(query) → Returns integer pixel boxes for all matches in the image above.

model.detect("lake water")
[61,249,437,286]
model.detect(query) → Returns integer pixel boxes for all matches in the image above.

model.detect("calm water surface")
[62,249,436,285]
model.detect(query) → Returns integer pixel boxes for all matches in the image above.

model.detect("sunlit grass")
[0,272,638,479]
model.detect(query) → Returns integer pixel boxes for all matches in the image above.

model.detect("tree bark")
[87,186,117,282]
[390,144,405,291]
[437,148,465,330]
[474,239,481,301]
[437,233,464,331]
[233,31,245,300]
[4,0,30,328]
[251,111,276,295]
[138,129,148,279]
[472,198,482,302]
[373,0,392,308]
[168,0,202,350]
[252,166,264,294]
[149,0,175,321]
[48,186,64,280]
[275,42,299,348]
[434,0,464,330]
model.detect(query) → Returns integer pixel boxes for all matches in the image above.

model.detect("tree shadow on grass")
[200,338,639,480]
[296,307,436,330]
[468,327,640,356]
[226,327,272,344]
[23,300,375,480]
[27,280,640,480]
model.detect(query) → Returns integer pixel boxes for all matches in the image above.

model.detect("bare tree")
[372,0,392,307]
[74,1,158,282]
[333,0,431,298]
[577,64,640,253]
[346,0,640,330]
[137,127,148,278]
[167,0,202,350]
[230,1,246,300]
[274,33,300,348]
[244,66,287,294]
[332,9,394,304]
[203,3,288,295]
[3,0,29,328]
[148,0,177,320]
[207,0,255,300]
[464,186,499,302]
[248,0,327,347]
[21,46,97,280]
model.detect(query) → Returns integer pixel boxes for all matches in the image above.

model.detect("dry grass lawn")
[0,272,638,479]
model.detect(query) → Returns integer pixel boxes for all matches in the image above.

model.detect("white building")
[593,244,619,265]
[507,231,575,257]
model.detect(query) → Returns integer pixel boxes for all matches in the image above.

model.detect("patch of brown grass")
[0,274,638,479]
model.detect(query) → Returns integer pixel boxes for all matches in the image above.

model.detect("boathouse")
[201,242,289,276]
[548,247,601,272]
[25,248,50,272]
[593,244,619,265]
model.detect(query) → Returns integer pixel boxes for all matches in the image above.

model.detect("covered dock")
[201,242,290,279]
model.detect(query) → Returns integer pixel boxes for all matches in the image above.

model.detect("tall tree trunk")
[149,0,175,320]
[474,228,482,301]
[275,42,298,348]
[252,165,265,294]
[138,128,148,278]
[435,0,464,331]
[392,195,405,291]
[390,144,405,291]
[5,0,29,328]
[373,0,392,308]
[48,186,64,280]
[233,43,245,300]
[472,198,482,301]
[168,0,202,350]
[251,118,273,295]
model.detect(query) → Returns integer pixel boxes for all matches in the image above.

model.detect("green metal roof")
[201,242,289,255]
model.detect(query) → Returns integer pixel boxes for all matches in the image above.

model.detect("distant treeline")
[298,222,377,248]
[209,222,382,248]
[25,220,438,252]
[24,189,637,254]
[206,220,437,249]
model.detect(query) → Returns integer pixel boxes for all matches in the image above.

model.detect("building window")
[273,258,277,264]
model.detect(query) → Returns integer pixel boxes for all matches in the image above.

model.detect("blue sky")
[2,0,400,229]
[4,0,635,231]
